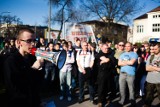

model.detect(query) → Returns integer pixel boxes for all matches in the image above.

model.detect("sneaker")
[98,103,102,107]
[78,98,83,104]
[67,96,72,101]
[130,100,136,107]
[142,104,150,107]
[59,96,64,100]
[115,102,123,107]
[105,100,110,106]
[92,100,97,105]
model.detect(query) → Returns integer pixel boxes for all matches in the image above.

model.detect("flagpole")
[48,0,51,42]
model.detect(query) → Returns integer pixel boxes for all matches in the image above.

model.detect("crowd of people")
[0,27,160,107]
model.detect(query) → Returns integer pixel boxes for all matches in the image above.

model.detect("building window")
[137,25,144,33]
[152,23,160,32]
[153,14,160,18]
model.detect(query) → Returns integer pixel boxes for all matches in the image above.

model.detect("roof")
[134,14,148,20]
[148,6,160,13]
[79,20,128,27]
[134,6,160,20]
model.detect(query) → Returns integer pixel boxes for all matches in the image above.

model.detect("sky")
[0,0,160,30]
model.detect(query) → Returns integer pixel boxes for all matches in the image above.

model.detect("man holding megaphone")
[3,28,44,107]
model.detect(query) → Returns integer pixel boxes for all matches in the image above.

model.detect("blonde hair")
[16,28,34,40]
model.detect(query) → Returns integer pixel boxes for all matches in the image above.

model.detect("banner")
[45,30,61,40]
[63,23,97,44]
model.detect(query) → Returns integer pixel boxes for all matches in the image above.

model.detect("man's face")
[101,44,108,53]
[118,42,124,51]
[154,45,160,55]
[107,42,112,48]
[49,44,54,51]
[82,42,88,51]
[150,46,154,55]
[144,44,149,50]
[40,38,45,44]
[63,46,68,51]
[19,31,35,54]
[125,43,132,52]
[54,44,60,50]
[10,40,15,46]
[68,42,72,48]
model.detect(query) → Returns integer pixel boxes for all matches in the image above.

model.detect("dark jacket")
[3,50,44,107]
[96,51,116,77]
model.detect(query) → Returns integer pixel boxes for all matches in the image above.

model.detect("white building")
[132,6,160,44]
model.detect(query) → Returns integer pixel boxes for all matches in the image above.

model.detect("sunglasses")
[84,45,88,46]
[20,39,36,44]
[119,44,124,46]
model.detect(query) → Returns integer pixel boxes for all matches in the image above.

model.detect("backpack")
[79,50,92,55]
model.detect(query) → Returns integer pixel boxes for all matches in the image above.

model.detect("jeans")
[59,70,72,97]
[45,65,56,81]
[140,75,146,96]
[78,68,94,100]
[144,82,160,106]
[119,72,135,104]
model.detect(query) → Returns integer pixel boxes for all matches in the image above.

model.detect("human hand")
[82,69,86,74]
[32,58,44,70]
[100,56,106,61]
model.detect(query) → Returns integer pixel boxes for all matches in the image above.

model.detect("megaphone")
[31,48,67,69]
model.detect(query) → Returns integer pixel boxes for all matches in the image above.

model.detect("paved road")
[1,89,160,107]
[42,90,160,107]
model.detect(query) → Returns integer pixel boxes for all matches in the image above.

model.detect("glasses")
[119,44,124,46]
[20,39,35,44]
[84,45,88,46]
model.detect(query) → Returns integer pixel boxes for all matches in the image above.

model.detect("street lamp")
[48,0,51,42]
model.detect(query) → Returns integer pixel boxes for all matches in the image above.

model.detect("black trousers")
[79,67,94,100]
[144,82,160,106]
[97,72,114,103]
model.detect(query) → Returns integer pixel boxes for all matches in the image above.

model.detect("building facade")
[133,6,160,43]
[80,20,128,43]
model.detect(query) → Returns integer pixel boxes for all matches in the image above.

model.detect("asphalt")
[41,89,160,107]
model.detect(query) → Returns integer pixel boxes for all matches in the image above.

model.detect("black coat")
[96,51,116,99]
[96,51,116,77]
[3,50,44,107]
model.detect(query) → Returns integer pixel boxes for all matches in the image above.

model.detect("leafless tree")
[50,0,73,37]
[48,0,88,37]
[81,0,143,40]
[0,14,22,37]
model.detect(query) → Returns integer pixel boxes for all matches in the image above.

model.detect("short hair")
[16,28,34,39]
[155,43,160,48]
[55,43,60,46]
[125,42,132,46]
[47,42,54,47]
[62,42,68,48]
[75,37,80,42]
[68,41,72,44]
